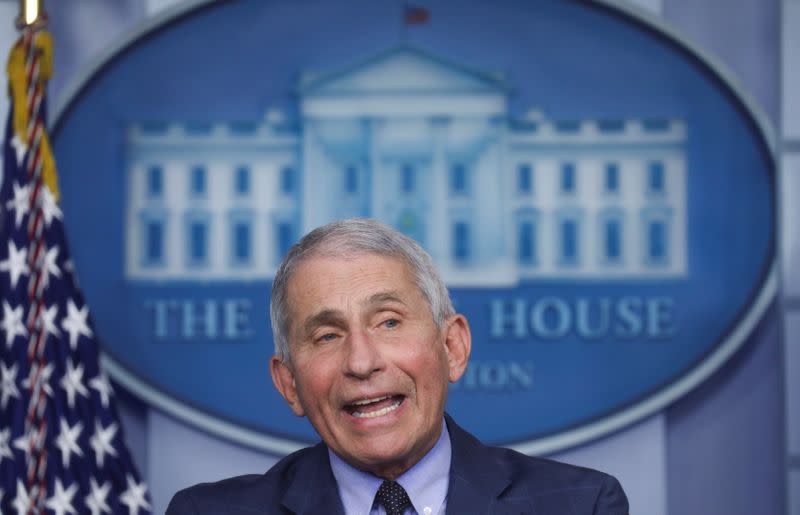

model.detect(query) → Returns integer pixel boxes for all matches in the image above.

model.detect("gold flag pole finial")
[9,0,59,198]
[16,0,47,29]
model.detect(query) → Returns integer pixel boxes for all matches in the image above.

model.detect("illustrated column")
[429,117,449,266]
[368,117,384,220]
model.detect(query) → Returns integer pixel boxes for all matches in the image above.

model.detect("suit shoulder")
[486,447,628,513]
[446,417,628,513]
[489,446,623,491]
[166,445,321,514]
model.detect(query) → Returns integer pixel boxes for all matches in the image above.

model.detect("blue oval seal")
[51,0,776,454]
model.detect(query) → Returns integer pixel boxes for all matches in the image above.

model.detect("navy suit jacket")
[167,415,629,514]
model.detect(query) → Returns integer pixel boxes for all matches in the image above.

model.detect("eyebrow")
[299,291,407,336]
[301,309,346,337]
[365,291,405,307]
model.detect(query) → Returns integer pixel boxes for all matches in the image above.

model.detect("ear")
[270,355,306,417]
[442,314,471,383]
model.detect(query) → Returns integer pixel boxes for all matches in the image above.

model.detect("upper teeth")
[351,395,390,406]
[352,399,402,418]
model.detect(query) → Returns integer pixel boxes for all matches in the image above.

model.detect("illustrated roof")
[298,45,509,96]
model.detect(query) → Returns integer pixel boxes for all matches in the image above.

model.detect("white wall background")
[783,0,800,513]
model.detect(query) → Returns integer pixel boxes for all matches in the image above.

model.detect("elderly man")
[167,218,629,515]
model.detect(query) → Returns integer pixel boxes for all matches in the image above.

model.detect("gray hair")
[270,218,455,361]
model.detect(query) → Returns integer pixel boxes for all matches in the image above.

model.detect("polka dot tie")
[375,480,412,515]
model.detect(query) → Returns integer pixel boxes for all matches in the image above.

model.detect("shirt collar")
[329,419,451,515]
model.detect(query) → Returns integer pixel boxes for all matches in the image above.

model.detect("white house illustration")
[124,46,687,285]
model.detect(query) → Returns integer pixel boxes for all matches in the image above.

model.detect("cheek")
[294,378,332,420]
[404,345,450,388]
[292,360,334,405]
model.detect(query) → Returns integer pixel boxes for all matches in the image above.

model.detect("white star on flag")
[41,245,62,288]
[22,361,55,397]
[90,372,114,409]
[12,479,32,514]
[13,431,34,459]
[90,420,118,468]
[6,181,30,228]
[60,358,90,408]
[45,478,78,515]
[55,418,84,468]
[10,134,26,166]
[1,301,27,348]
[64,259,82,288]
[40,303,61,339]
[120,474,151,515]
[61,299,93,350]
[40,186,63,227]
[0,241,29,289]
[0,361,20,409]
[0,427,14,465]
[85,478,112,515]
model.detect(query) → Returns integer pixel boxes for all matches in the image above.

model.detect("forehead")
[285,252,419,313]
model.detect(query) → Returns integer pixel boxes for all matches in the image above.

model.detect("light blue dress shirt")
[329,419,451,515]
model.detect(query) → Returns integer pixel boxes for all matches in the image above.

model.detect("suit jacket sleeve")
[593,474,629,515]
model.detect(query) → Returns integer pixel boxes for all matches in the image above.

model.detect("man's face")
[270,253,470,479]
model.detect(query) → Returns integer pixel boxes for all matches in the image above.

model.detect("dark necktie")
[375,480,412,515]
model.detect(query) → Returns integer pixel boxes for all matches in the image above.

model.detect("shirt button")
[423,507,432,515]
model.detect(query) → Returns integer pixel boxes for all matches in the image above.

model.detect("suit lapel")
[280,442,346,515]
[445,415,538,515]
[278,417,536,515]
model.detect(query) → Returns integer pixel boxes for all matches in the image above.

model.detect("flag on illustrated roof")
[0,19,151,515]
[404,4,430,25]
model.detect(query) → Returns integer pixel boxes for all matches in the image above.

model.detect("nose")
[342,328,384,379]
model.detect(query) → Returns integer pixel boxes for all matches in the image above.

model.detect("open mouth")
[345,395,405,419]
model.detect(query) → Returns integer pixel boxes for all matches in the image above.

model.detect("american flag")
[0,24,151,515]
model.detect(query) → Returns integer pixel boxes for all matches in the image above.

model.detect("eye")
[382,318,400,329]
[316,332,339,343]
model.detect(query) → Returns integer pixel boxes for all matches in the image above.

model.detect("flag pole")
[12,0,53,512]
